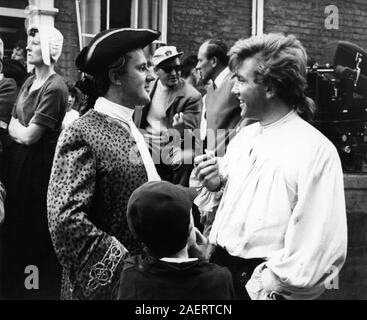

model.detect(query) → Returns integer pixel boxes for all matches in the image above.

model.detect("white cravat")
[94,97,161,181]
[128,118,161,181]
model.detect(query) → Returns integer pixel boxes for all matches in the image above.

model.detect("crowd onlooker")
[1,25,67,300]
[135,45,202,186]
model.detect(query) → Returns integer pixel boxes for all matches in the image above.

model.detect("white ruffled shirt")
[197,110,347,299]
[94,97,161,182]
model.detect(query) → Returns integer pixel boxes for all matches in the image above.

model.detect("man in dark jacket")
[134,46,202,186]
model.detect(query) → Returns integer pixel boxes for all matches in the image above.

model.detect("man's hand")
[172,112,185,131]
[193,152,221,192]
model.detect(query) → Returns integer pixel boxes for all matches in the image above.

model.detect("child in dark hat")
[117,181,235,300]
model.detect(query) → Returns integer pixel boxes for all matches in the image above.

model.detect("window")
[77,0,167,50]
[131,0,167,45]
[77,0,132,47]
[0,7,27,58]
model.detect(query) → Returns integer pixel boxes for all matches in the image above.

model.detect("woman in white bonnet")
[0,25,68,299]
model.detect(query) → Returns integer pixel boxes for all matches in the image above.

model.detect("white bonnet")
[28,24,63,65]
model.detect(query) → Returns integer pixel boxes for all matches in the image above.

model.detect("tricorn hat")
[75,28,160,77]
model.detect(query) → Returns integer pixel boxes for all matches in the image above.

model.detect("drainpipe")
[75,0,83,50]
[252,0,264,36]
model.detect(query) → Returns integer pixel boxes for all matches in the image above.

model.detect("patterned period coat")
[47,109,148,299]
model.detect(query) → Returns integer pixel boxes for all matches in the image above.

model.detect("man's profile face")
[120,49,151,107]
[231,56,268,120]
[196,43,214,84]
[155,57,181,88]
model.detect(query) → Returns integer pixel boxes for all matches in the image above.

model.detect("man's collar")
[94,97,134,123]
[214,67,230,89]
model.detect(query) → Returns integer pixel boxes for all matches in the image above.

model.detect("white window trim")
[0,7,27,18]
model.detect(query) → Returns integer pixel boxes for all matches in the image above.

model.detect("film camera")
[307,40,367,172]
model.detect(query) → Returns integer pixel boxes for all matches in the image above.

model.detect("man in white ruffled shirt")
[194,33,347,300]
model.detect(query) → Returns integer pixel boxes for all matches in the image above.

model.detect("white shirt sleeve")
[247,144,348,300]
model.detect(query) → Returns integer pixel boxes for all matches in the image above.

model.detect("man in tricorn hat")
[47,28,162,299]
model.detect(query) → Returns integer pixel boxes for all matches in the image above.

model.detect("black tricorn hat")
[75,28,160,77]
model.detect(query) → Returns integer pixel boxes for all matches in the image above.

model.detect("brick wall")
[51,0,367,85]
[167,0,252,59]
[54,0,81,83]
[264,0,367,63]
[319,174,367,300]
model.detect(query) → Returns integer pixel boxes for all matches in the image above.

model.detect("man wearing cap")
[47,28,161,299]
[134,45,202,187]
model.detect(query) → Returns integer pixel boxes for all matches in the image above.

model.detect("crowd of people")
[0,24,347,300]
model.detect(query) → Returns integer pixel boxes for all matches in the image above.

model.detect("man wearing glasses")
[135,45,202,186]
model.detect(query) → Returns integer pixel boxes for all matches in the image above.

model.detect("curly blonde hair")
[229,33,315,120]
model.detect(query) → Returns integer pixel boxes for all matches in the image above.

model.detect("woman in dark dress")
[0,25,68,299]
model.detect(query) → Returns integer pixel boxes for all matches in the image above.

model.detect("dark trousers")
[210,246,265,300]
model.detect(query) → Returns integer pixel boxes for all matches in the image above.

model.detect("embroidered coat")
[47,109,148,299]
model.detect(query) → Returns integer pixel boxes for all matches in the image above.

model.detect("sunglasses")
[159,65,182,73]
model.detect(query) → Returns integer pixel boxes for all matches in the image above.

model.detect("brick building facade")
[1,0,367,300]
[2,0,365,83]
[263,0,367,63]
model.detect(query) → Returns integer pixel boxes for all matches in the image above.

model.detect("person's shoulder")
[44,73,68,93]
[121,255,148,277]
[196,261,234,288]
[67,109,101,129]
[60,110,97,137]
[236,120,260,139]
[0,76,17,90]
[291,114,337,153]
[180,79,201,99]
[196,260,231,276]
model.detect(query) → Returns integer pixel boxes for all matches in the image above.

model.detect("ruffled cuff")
[246,262,326,300]
[193,184,224,238]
